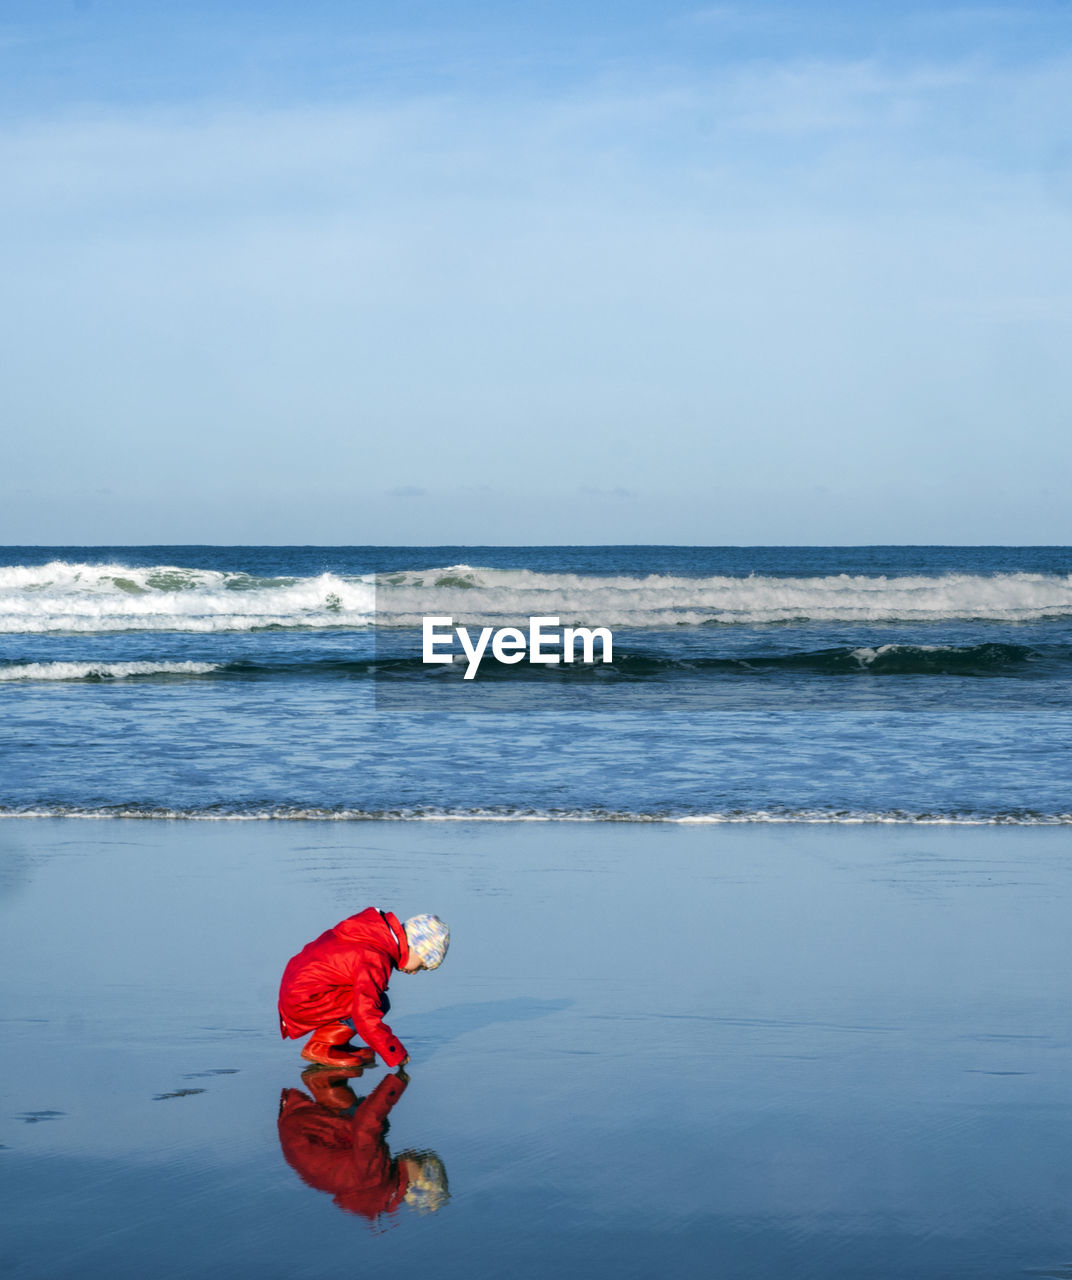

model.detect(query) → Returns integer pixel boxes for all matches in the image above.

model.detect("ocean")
[1,544,1069,822]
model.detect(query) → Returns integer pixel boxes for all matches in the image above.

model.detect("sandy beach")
[2,817,1071,1278]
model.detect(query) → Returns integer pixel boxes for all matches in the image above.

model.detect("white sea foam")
[373,565,1072,626]
[0,660,220,681]
[849,643,939,666]
[1,806,1069,824]
[0,562,375,633]
[2,560,1072,632]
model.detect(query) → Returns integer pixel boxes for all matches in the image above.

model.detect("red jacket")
[278,908,409,1067]
[277,1072,410,1221]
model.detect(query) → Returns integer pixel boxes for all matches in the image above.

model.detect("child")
[278,908,449,1068]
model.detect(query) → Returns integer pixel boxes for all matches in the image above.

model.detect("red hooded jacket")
[277,1072,410,1221]
[278,908,409,1067]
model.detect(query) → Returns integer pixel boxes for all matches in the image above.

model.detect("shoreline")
[2,809,1071,823]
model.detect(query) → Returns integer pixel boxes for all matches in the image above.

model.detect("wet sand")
[2,818,1072,1278]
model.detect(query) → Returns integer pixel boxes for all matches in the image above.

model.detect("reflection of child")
[278,909,449,1068]
[277,1069,450,1221]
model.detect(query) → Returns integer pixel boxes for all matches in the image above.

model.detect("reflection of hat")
[403,914,450,969]
[401,1150,450,1214]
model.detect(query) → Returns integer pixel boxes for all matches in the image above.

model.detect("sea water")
[0,545,1070,821]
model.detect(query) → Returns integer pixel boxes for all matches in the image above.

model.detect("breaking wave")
[375,566,1072,627]
[0,643,1046,684]
[0,561,375,633]
[2,560,1072,633]
[326,641,1044,678]
[0,660,221,681]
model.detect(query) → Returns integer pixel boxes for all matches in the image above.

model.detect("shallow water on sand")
[2,819,1072,1278]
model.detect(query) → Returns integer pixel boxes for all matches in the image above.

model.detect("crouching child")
[278,908,449,1068]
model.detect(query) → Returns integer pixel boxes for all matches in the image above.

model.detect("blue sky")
[2,1,1070,543]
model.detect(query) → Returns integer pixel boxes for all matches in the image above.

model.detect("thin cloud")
[580,486,638,500]
[2,51,1069,230]
[1,45,1069,543]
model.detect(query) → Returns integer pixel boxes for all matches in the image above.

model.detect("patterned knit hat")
[403,914,450,969]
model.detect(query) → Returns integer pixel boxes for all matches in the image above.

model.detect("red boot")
[300,1021,375,1069]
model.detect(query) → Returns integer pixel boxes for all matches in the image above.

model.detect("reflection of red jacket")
[278,1073,410,1220]
[278,908,408,1066]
